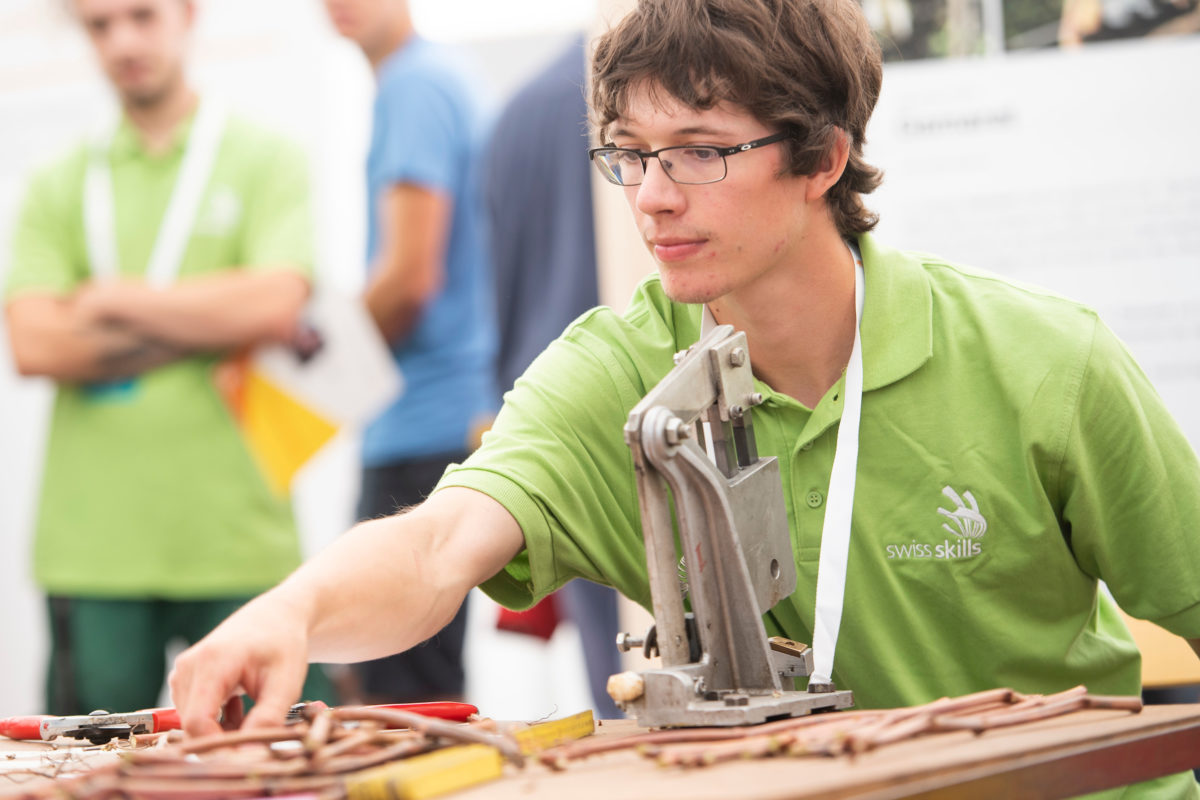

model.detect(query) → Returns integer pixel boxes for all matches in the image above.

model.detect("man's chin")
[115,68,181,110]
[121,85,170,109]
[659,278,721,306]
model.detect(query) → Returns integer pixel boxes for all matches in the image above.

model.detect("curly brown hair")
[591,0,884,237]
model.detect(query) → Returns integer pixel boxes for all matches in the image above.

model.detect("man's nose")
[634,157,685,217]
[104,19,137,54]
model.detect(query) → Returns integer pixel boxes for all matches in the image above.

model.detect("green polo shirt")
[440,233,1200,796]
[6,110,313,597]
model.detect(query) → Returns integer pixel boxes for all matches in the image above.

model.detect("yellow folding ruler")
[512,709,596,755]
[345,710,595,800]
[346,744,502,800]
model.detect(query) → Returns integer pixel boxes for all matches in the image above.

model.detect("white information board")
[867,36,1200,445]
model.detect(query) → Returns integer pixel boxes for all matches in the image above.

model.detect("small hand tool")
[288,700,479,725]
[0,708,182,744]
[0,701,478,744]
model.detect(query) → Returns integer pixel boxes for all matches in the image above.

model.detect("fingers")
[167,587,315,737]
[171,636,310,735]
[168,647,235,738]
[220,695,245,732]
[240,666,305,731]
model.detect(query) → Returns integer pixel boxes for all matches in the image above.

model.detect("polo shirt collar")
[108,108,198,162]
[857,233,932,392]
[698,233,933,394]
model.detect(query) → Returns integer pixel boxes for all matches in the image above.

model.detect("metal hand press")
[613,323,854,727]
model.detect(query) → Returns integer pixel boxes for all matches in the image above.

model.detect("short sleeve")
[436,319,654,612]
[5,156,88,299]
[238,137,314,276]
[1060,318,1200,636]
[373,70,463,193]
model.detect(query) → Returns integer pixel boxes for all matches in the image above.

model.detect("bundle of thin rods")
[3,705,523,800]
[538,685,1141,769]
[0,686,1142,798]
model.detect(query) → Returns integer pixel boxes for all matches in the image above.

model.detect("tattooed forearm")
[93,334,186,379]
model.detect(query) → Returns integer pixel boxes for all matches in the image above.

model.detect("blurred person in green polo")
[3,0,332,714]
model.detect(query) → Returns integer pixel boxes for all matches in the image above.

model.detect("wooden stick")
[312,736,432,775]
[538,709,884,769]
[174,726,302,756]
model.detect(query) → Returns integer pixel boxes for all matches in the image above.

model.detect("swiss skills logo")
[885,486,988,561]
[195,185,242,237]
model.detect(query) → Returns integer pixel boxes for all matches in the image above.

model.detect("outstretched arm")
[168,486,525,737]
[7,269,309,382]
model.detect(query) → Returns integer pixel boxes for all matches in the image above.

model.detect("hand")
[169,591,311,737]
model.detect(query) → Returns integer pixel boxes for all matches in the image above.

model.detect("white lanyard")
[810,245,864,686]
[701,243,865,687]
[84,98,226,287]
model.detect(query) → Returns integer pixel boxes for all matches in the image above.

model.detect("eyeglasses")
[589,131,790,186]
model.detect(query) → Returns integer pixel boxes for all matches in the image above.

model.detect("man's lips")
[649,237,707,262]
[116,62,150,83]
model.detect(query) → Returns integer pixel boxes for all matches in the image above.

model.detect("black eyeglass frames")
[588,131,791,186]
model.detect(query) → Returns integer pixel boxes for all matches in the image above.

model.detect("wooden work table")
[2,704,1198,799]
[463,704,1200,800]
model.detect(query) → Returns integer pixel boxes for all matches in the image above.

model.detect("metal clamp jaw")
[40,710,163,744]
[614,324,853,727]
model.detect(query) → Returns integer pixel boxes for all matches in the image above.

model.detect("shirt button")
[806,490,824,508]
[800,441,814,451]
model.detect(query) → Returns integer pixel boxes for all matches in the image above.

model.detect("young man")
[5,0,331,712]
[320,0,495,704]
[172,1,1200,793]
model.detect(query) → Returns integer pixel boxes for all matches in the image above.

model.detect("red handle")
[294,701,478,725]
[0,715,49,740]
[374,702,479,722]
[149,707,182,733]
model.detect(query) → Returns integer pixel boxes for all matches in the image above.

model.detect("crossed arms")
[6,268,309,383]
[5,177,447,379]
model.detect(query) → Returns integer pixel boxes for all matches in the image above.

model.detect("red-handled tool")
[0,716,45,741]
[288,701,478,726]
[0,707,182,744]
[1,701,476,744]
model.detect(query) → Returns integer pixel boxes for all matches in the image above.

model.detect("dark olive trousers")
[45,595,335,715]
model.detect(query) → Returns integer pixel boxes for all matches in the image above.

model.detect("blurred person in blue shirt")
[323,0,496,704]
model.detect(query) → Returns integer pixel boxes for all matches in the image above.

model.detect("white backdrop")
[868,36,1200,446]
[0,0,594,718]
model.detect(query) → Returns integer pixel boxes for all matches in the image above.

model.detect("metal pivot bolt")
[664,416,692,444]
[729,348,746,367]
[729,405,744,419]
[616,632,645,653]
[749,392,764,406]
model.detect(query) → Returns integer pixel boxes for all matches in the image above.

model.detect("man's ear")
[805,128,850,203]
